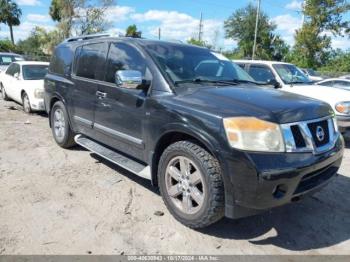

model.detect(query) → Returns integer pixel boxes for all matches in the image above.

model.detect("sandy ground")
[0,98,350,255]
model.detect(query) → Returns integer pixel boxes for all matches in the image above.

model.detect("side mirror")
[267,79,280,89]
[14,72,20,80]
[115,70,142,89]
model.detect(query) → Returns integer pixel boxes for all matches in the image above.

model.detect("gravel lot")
[0,98,350,255]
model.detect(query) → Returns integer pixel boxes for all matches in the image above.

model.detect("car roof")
[14,61,49,66]
[233,59,293,66]
[58,36,207,50]
[0,52,23,56]
[319,78,350,82]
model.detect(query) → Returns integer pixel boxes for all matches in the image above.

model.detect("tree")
[0,0,22,44]
[125,24,142,38]
[49,0,114,38]
[292,0,350,68]
[224,3,287,60]
[0,39,18,52]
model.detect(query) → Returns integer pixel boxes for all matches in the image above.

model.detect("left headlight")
[335,102,350,114]
[34,89,44,99]
[223,117,285,152]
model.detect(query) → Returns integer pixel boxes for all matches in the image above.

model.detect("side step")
[74,135,151,180]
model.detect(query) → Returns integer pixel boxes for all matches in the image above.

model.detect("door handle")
[96,91,107,99]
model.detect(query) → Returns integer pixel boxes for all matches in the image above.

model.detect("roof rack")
[64,33,112,42]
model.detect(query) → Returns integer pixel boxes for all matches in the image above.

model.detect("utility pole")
[198,12,203,42]
[158,27,161,40]
[301,0,306,25]
[252,0,261,60]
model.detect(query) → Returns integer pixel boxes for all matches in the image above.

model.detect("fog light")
[273,184,288,199]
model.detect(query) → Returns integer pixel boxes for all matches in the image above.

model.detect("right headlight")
[34,89,44,99]
[335,102,350,114]
[223,117,285,152]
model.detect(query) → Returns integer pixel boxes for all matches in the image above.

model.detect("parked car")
[0,52,24,73]
[45,35,343,228]
[0,61,49,113]
[235,60,350,133]
[316,78,350,90]
[340,74,350,80]
[300,68,324,82]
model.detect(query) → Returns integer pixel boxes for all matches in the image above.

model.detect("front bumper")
[222,135,344,219]
[336,115,350,130]
[30,97,45,111]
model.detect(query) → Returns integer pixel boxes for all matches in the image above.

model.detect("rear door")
[93,42,151,161]
[3,63,21,102]
[71,42,108,136]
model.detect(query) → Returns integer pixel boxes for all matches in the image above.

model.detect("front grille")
[281,117,337,154]
[294,164,337,195]
[291,125,306,148]
[308,120,330,147]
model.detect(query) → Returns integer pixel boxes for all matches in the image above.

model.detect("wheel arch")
[151,128,219,186]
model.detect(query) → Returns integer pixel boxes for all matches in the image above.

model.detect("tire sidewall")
[51,101,70,146]
[158,146,212,222]
[1,84,8,100]
[22,93,31,113]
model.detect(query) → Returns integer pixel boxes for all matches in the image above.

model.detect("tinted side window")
[49,46,73,75]
[75,43,107,80]
[318,81,333,86]
[248,65,275,82]
[105,43,147,84]
[5,63,16,75]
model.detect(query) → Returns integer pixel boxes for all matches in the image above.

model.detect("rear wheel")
[0,84,9,101]
[158,141,224,228]
[22,92,32,113]
[50,101,76,148]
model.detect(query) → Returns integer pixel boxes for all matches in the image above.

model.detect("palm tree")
[0,0,22,44]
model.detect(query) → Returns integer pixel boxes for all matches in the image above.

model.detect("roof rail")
[64,33,112,42]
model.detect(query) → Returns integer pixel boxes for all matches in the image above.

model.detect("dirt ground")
[0,98,350,255]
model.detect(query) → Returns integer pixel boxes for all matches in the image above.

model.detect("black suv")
[44,35,344,228]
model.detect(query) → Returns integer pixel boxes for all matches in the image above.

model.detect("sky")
[1,0,350,51]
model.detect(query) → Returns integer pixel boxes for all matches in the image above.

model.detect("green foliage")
[0,39,18,52]
[125,24,142,38]
[17,26,61,56]
[319,49,350,72]
[224,3,287,60]
[0,0,22,44]
[187,38,212,49]
[49,0,114,38]
[293,0,350,68]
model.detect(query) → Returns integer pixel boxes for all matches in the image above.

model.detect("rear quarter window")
[49,46,73,75]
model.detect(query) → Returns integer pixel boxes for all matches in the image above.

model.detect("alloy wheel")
[165,156,205,215]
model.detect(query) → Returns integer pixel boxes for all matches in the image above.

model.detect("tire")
[50,101,76,148]
[158,140,224,228]
[0,84,9,101]
[22,92,32,113]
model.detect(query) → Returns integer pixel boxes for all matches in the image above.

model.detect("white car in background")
[235,60,350,132]
[316,78,350,91]
[300,68,324,82]
[0,61,49,113]
[0,52,25,72]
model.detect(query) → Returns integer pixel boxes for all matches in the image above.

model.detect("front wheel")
[22,92,32,113]
[50,101,76,148]
[158,141,225,228]
[0,84,9,101]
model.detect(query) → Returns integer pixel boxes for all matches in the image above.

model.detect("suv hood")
[172,84,333,124]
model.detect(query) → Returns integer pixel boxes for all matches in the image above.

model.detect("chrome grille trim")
[281,116,339,154]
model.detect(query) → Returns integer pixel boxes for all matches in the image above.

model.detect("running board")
[74,135,151,180]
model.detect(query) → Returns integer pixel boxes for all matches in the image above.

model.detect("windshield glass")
[145,43,254,85]
[22,65,48,80]
[0,55,24,66]
[273,64,311,84]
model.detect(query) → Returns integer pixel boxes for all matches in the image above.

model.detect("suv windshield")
[22,65,48,80]
[0,55,24,66]
[145,43,254,85]
[273,64,311,84]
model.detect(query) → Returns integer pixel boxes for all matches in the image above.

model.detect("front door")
[93,42,151,161]
[70,42,108,136]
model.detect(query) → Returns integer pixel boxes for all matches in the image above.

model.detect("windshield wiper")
[174,78,239,86]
